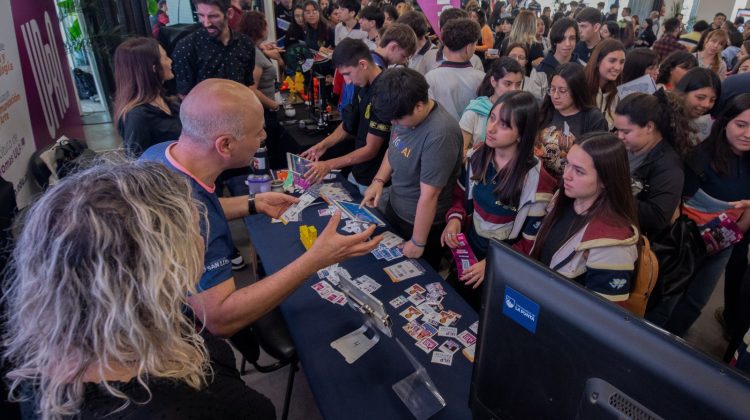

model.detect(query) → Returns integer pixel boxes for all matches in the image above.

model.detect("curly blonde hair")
[3,159,209,419]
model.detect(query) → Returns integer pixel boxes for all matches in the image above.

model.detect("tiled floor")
[81,119,741,418]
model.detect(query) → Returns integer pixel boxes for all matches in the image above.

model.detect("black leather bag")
[646,215,707,310]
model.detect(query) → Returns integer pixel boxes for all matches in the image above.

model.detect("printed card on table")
[384,260,426,283]
[416,337,439,353]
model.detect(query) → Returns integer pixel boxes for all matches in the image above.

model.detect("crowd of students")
[5,0,750,418]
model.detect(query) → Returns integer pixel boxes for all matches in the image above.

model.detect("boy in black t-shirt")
[302,39,390,195]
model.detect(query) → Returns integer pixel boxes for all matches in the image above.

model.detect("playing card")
[405,284,426,295]
[415,337,438,353]
[389,295,409,308]
[456,330,477,347]
[421,322,438,337]
[438,339,461,354]
[403,320,423,339]
[431,351,453,366]
[469,321,479,334]
[399,306,423,321]
[380,231,405,249]
[438,326,457,338]
[384,260,426,283]
[438,311,458,326]
[407,293,426,305]
[416,302,438,317]
[463,344,476,363]
[422,312,442,326]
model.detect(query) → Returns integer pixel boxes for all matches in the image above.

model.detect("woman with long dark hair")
[613,91,694,237]
[114,37,181,157]
[584,39,626,128]
[648,94,750,337]
[531,132,639,303]
[621,48,659,83]
[656,50,699,90]
[302,0,335,50]
[675,67,722,142]
[443,91,556,308]
[460,57,524,152]
[537,62,608,180]
[286,4,306,44]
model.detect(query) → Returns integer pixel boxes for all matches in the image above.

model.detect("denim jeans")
[659,246,733,336]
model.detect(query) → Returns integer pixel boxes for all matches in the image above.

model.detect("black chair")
[230,308,298,420]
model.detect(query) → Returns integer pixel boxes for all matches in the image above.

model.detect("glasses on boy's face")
[546,87,570,97]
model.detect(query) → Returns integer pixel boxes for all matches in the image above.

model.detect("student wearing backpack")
[531,132,639,304]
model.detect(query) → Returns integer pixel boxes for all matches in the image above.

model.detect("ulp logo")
[502,286,540,334]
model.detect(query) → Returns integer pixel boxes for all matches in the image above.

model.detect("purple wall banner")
[415,0,461,36]
[11,0,83,151]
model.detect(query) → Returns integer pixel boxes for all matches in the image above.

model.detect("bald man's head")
[180,79,263,146]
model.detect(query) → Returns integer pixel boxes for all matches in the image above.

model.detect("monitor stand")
[392,337,447,420]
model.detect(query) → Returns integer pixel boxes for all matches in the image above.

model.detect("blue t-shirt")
[141,142,233,291]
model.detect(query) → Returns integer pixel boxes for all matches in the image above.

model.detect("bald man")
[142,79,381,338]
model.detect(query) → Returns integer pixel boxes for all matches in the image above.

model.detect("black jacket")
[632,141,685,238]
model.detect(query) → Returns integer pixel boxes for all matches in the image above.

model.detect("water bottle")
[253,140,269,175]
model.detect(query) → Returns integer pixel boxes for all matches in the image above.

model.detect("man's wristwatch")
[248,192,258,215]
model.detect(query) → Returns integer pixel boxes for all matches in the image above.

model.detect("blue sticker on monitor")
[502,286,540,333]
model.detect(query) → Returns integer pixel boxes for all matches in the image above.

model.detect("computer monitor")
[470,240,750,419]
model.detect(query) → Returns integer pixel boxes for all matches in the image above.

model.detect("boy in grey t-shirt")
[362,68,463,269]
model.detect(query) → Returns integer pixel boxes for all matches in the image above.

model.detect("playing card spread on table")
[405,284,426,295]
[416,337,438,353]
[381,231,405,248]
[463,344,475,363]
[399,306,423,321]
[384,260,426,283]
[353,275,381,294]
[318,183,353,203]
[469,321,479,334]
[438,339,461,354]
[431,351,453,366]
[438,326,457,338]
[456,330,477,347]
[389,295,409,308]
[341,219,371,234]
[407,293,426,305]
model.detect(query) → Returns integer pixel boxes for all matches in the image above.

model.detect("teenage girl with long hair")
[531,132,639,303]
[443,91,556,308]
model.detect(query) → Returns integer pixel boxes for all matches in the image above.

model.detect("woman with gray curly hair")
[3,161,274,419]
